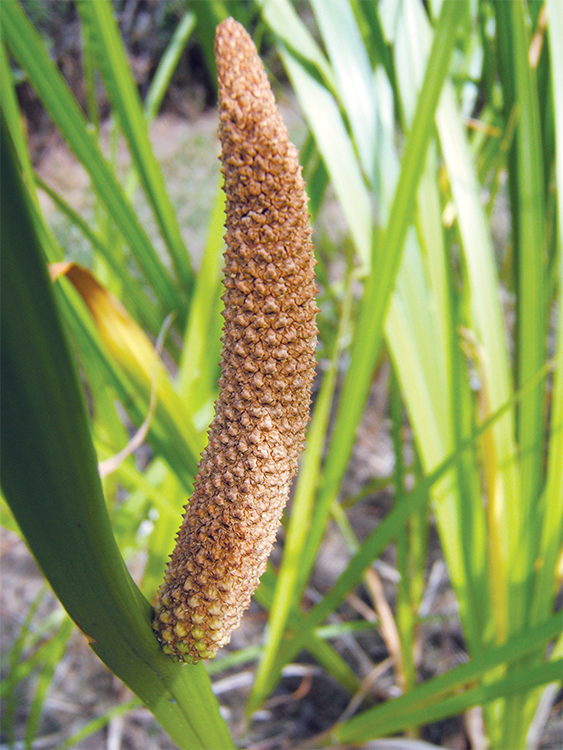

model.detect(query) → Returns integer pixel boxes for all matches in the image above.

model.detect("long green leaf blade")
[335,613,561,742]
[249,276,355,711]
[76,0,195,294]
[303,0,466,588]
[336,651,562,743]
[536,0,563,627]
[0,120,233,750]
[310,0,377,183]
[144,10,196,123]
[281,49,373,272]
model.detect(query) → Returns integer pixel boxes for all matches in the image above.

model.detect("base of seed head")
[152,577,225,662]
[152,17,318,664]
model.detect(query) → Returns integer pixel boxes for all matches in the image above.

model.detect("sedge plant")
[1,1,561,748]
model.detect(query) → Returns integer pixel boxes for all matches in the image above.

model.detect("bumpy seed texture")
[152,18,318,663]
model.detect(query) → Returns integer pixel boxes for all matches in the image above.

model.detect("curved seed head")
[153,17,318,663]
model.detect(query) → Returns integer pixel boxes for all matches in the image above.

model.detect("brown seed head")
[152,17,318,663]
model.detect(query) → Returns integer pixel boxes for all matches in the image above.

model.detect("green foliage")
[1,0,561,747]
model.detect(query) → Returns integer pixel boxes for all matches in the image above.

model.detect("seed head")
[153,17,318,662]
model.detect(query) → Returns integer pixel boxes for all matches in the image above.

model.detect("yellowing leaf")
[50,262,204,465]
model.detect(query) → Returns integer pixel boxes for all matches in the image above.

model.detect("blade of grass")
[334,612,562,733]
[256,0,337,91]
[534,0,563,626]
[53,263,202,477]
[25,618,73,749]
[0,495,23,537]
[249,272,355,711]
[3,586,47,747]
[59,697,141,750]
[178,182,225,425]
[253,565,360,696]
[254,365,549,701]
[390,364,417,693]
[515,3,563,744]
[82,10,101,133]
[507,0,548,633]
[299,0,466,593]
[141,466,187,598]
[190,0,229,88]
[389,0,491,654]
[303,147,330,221]
[76,0,194,295]
[0,610,69,701]
[0,38,37,196]
[258,1,374,268]
[352,0,400,115]
[144,10,196,122]
[0,40,66,267]
[280,49,373,273]
[310,0,377,185]
[334,614,562,743]
[437,80,520,644]
[52,274,197,493]
[385,233,488,654]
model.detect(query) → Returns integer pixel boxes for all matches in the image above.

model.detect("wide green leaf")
[0,118,234,750]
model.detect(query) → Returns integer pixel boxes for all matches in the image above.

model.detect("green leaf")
[25,618,73,748]
[144,11,196,123]
[59,698,141,750]
[253,564,360,698]
[191,0,229,87]
[251,368,546,703]
[536,0,563,627]
[301,0,466,592]
[0,118,234,750]
[281,49,373,273]
[76,0,195,294]
[34,173,162,334]
[310,0,377,184]
[335,614,562,743]
[256,0,337,90]
[507,0,548,624]
[178,182,225,425]
[249,275,355,710]
[437,80,519,642]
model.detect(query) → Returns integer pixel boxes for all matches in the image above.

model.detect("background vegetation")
[1,0,561,748]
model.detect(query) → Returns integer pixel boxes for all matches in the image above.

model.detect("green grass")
[1,0,561,747]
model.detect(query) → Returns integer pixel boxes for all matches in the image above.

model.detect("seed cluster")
[152,18,318,662]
